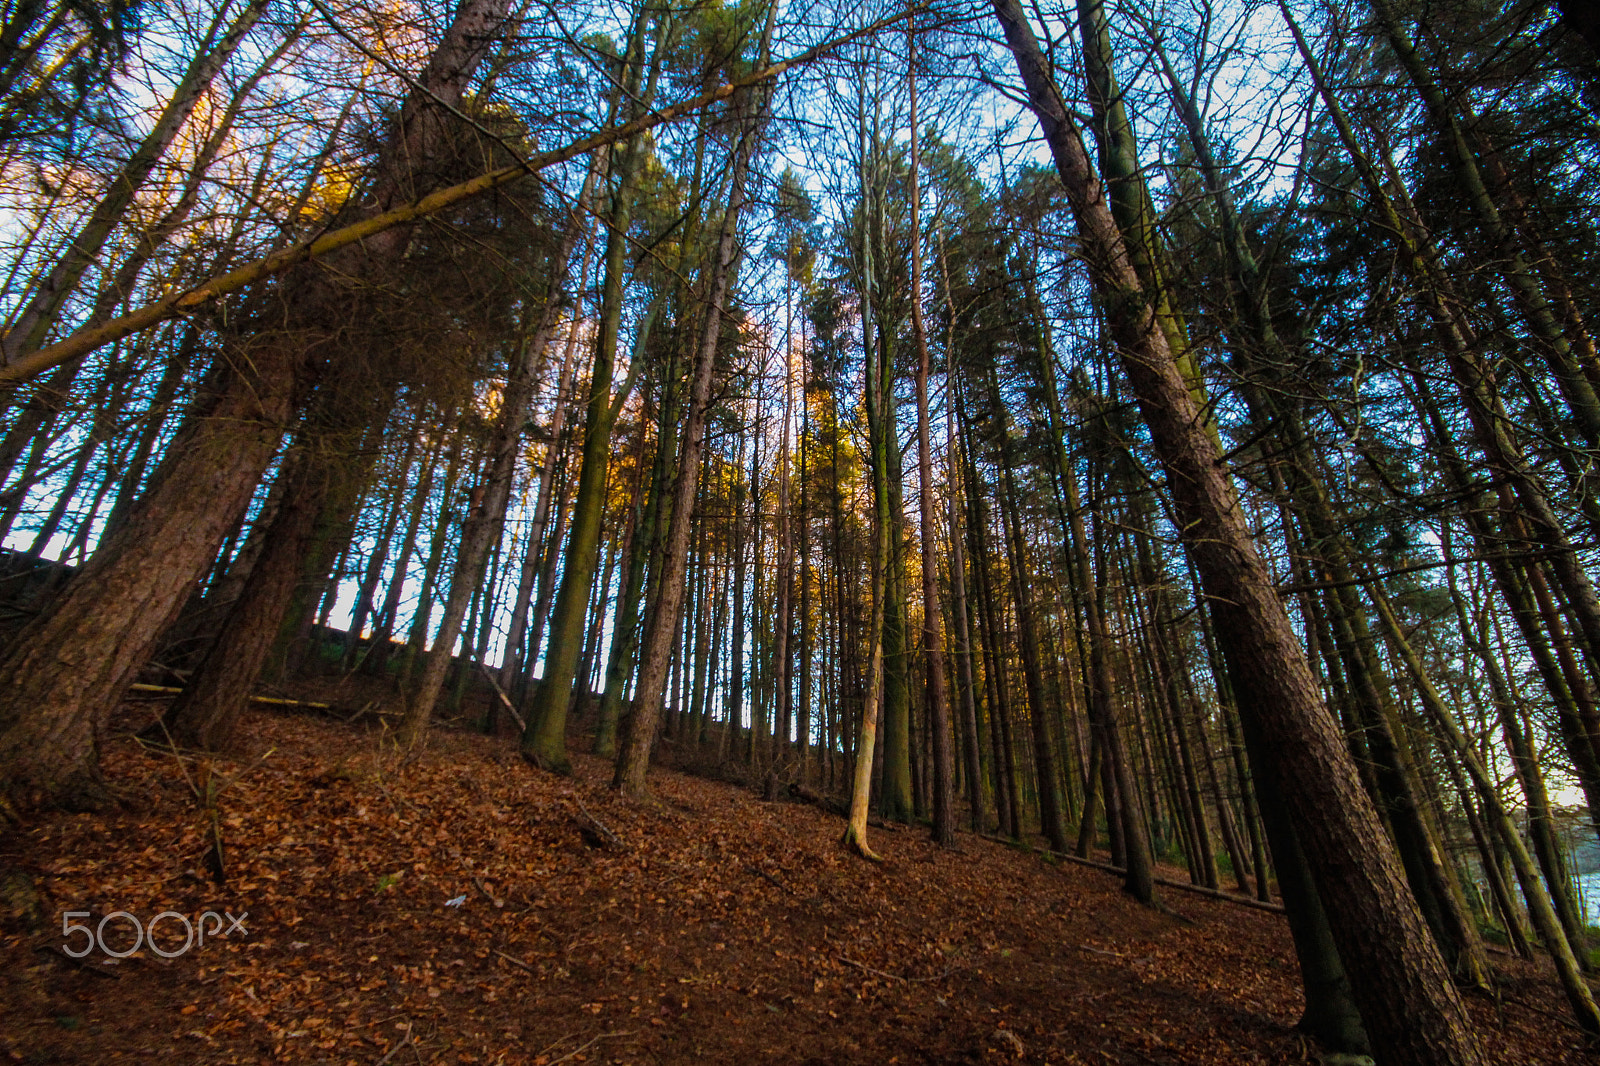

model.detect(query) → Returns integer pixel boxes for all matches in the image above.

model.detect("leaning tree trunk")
[0,336,295,812]
[991,3,1485,1063]
[0,0,514,816]
[613,72,766,798]
[1370,581,1600,1032]
[160,376,391,751]
[399,164,597,744]
[521,154,646,768]
[845,318,892,860]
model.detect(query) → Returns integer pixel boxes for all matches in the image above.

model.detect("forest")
[0,0,1599,1061]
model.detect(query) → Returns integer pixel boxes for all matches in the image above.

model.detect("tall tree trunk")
[521,4,658,773]
[0,0,515,814]
[367,431,444,674]
[400,156,599,742]
[769,317,796,763]
[1370,581,1600,1032]
[946,396,984,832]
[502,259,592,694]
[991,4,1485,1061]
[723,433,749,764]
[959,386,1020,839]
[0,339,297,812]
[594,393,660,757]
[993,412,1069,855]
[161,379,392,750]
[907,28,954,846]
[613,51,770,796]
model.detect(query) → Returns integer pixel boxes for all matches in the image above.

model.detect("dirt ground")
[0,699,1592,1064]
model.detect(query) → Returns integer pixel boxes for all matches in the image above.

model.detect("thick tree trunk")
[161,377,390,751]
[992,3,1485,1062]
[0,341,296,812]
[878,520,914,820]
[0,0,514,813]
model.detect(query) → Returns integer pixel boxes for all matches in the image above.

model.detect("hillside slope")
[0,705,1587,1064]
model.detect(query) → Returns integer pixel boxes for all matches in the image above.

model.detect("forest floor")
[0,695,1593,1064]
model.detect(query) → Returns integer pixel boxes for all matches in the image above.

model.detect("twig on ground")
[374,1019,412,1065]
[127,683,334,711]
[342,701,377,723]
[747,864,790,892]
[538,1030,635,1066]
[837,953,964,984]
[1077,944,1130,958]
[572,800,623,849]
[550,1031,634,1065]
[471,874,503,906]
[493,948,538,975]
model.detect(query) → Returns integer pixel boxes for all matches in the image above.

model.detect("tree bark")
[991,3,1485,1061]
[0,0,515,813]
[907,29,954,846]
[521,6,658,774]
[613,60,768,797]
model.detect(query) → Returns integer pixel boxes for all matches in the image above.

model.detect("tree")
[989,1,1486,1061]
[0,0,518,812]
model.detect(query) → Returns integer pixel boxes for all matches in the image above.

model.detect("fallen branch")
[0,10,923,389]
[838,955,959,984]
[789,785,899,831]
[375,1019,413,1065]
[838,955,906,983]
[1077,944,1142,960]
[572,799,624,850]
[478,664,525,731]
[543,1031,634,1066]
[788,781,847,816]
[978,833,1285,914]
[493,948,538,975]
[127,683,334,711]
